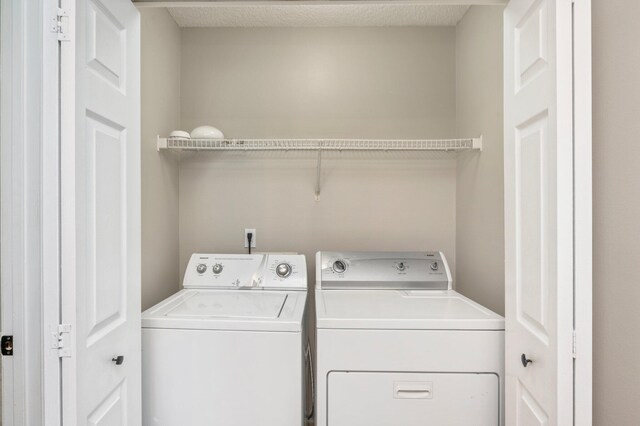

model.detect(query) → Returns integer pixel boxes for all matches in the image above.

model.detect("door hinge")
[572,330,577,358]
[53,324,72,358]
[1,335,13,356]
[51,8,71,42]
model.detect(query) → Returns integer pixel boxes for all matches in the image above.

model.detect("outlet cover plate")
[244,228,256,248]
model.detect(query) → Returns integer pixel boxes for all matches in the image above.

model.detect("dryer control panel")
[184,253,307,290]
[316,251,451,290]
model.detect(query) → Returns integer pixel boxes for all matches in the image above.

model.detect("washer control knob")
[196,264,207,274]
[212,263,223,274]
[396,262,406,272]
[430,261,439,271]
[332,260,347,274]
[276,263,292,278]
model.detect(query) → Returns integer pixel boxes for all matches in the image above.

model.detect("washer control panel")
[276,262,292,278]
[317,251,451,290]
[184,253,307,290]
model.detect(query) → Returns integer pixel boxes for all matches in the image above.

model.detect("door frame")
[573,0,593,424]
[0,0,62,425]
[1,0,591,424]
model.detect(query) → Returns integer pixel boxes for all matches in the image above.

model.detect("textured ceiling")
[167,4,471,27]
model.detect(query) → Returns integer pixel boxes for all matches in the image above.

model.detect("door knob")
[112,355,124,365]
[521,354,533,367]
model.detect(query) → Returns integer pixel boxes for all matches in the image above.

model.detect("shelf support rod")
[315,143,323,200]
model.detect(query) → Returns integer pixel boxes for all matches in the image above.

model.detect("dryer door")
[328,371,499,426]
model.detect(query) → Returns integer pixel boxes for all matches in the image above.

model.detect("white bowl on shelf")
[169,130,190,140]
[190,126,225,139]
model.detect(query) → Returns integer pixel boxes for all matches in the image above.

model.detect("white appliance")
[315,251,505,426]
[142,253,309,425]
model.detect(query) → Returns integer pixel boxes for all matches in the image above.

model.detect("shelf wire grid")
[161,137,478,152]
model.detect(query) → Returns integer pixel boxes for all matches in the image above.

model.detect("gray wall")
[178,27,459,282]
[454,6,505,315]
[180,27,457,139]
[140,8,181,310]
[593,1,640,423]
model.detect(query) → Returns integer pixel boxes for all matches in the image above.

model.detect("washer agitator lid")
[142,253,308,332]
[142,289,307,332]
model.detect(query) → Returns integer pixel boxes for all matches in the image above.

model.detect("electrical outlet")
[244,228,256,248]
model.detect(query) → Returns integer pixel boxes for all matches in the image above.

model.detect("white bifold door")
[60,0,141,424]
[504,0,576,425]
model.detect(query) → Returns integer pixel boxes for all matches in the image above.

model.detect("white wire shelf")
[156,135,482,199]
[157,136,482,152]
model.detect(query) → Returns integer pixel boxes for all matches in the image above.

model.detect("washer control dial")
[276,263,292,278]
[430,261,439,271]
[212,263,223,274]
[196,264,207,274]
[332,260,347,274]
[396,262,406,272]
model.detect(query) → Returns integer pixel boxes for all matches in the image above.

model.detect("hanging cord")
[247,232,253,254]
[305,339,315,421]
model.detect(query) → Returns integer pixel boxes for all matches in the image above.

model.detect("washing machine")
[315,251,505,426]
[142,253,309,425]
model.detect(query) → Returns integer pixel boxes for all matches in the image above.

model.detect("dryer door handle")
[394,382,433,399]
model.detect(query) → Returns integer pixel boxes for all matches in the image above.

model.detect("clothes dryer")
[315,251,504,426]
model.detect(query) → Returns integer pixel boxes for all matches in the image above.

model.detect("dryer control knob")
[196,264,207,274]
[430,261,439,271]
[276,263,292,278]
[212,263,223,274]
[332,260,347,274]
[396,262,406,272]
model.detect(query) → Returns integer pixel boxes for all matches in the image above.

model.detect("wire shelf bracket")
[157,135,483,199]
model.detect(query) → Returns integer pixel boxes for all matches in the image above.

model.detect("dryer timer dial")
[332,260,347,274]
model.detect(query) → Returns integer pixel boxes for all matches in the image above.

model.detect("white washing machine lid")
[142,289,307,332]
[315,289,504,330]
